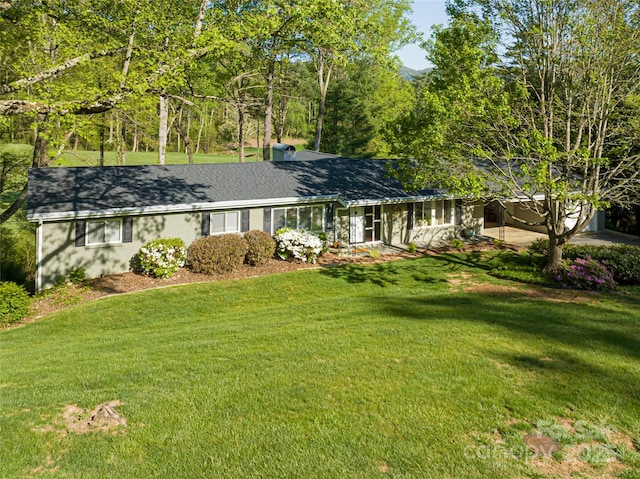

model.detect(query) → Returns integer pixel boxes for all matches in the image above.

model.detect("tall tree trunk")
[262,61,275,161]
[238,106,245,163]
[176,107,182,152]
[132,123,138,152]
[314,52,332,152]
[186,111,191,154]
[108,113,114,144]
[158,94,168,164]
[196,108,205,154]
[173,117,194,164]
[276,92,286,144]
[120,121,126,165]
[99,116,105,166]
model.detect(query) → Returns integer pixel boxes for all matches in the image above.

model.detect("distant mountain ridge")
[399,65,432,80]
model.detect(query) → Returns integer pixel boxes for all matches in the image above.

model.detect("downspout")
[36,220,43,293]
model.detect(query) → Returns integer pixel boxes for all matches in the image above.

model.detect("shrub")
[134,238,187,279]
[188,234,248,274]
[0,281,30,326]
[67,266,86,284]
[527,238,550,256]
[407,242,417,253]
[368,249,381,259]
[564,244,640,285]
[244,230,276,266]
[526,240,640,285]
[274,228,323,263]
[555,256,616,291]
[450,238,464,251]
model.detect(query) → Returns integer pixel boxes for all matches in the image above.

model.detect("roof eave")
[27,194,345,222]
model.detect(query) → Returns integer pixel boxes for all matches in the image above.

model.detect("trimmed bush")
[0,281,30,326]
[244,230,276,266]
[134,238,187,279]
[274,228,323,263]
[188,234,248,275]
[555,257,616,291]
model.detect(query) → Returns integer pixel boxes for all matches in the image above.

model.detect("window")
[86,219,122,245]
[272,206,324,233]
[414,200,454,227]
[210,211,240,234]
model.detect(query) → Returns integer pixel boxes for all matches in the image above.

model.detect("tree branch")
[0,47,128,95]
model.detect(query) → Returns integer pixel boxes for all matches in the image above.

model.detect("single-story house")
[27,149,485,291]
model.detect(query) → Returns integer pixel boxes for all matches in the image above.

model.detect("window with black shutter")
[263,208,271,233]
[75,220,86,247]
[241,209,250,232]
[201,211,211,237]
[123,217,133,242]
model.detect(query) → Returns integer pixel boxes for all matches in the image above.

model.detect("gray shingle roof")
[27,157,447,220]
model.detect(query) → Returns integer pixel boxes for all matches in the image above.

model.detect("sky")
[395,0,449,70]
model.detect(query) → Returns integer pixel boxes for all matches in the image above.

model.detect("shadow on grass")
[319,257,449,287]
[377,292,640,410]
[379,293,640,361]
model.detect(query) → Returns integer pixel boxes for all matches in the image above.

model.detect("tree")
[391,0,640,272]
[0,0,228,222]
[319,60,413,157]
[303,0,414,152]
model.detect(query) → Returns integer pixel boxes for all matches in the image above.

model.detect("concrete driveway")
[483,226,640,248]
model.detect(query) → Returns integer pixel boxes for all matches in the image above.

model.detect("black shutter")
[263,208,272,233]
[122,217,133,243]
[75,220,86,247]
[455,200,463,226]
[201,211,210,237]
[407,203,414,230]
[241,209,250,232]
[325,203,334,231]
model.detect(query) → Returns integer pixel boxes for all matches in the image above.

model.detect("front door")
[350,207,365,244]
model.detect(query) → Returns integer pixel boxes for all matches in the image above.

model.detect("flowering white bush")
[274,228,324,263]
[136,239,187,278]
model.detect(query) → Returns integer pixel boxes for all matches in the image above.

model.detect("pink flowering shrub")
[555,256,615,291]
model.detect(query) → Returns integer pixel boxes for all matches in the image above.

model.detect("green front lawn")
[1,255,639,478]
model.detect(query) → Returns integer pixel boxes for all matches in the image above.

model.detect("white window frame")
[414,200,454,228]
[210,211,241,235]
[272,205,325,233]
[86,219,123,245]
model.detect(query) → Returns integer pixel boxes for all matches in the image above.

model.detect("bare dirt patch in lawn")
[459,280,596,304]
[530,452,627,479]
[36,401,127,437]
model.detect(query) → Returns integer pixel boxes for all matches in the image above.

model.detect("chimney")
[272,143,296,161]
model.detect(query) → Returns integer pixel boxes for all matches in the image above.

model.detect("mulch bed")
[24,242,509,323]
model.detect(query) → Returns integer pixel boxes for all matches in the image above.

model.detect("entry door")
[350,207,365,244]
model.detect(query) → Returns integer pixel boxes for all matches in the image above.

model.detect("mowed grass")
[55,148,264,166]
[1,254,639,478]
[1,143,265,166]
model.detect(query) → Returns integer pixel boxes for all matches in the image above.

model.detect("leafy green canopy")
[390,0,640,258]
